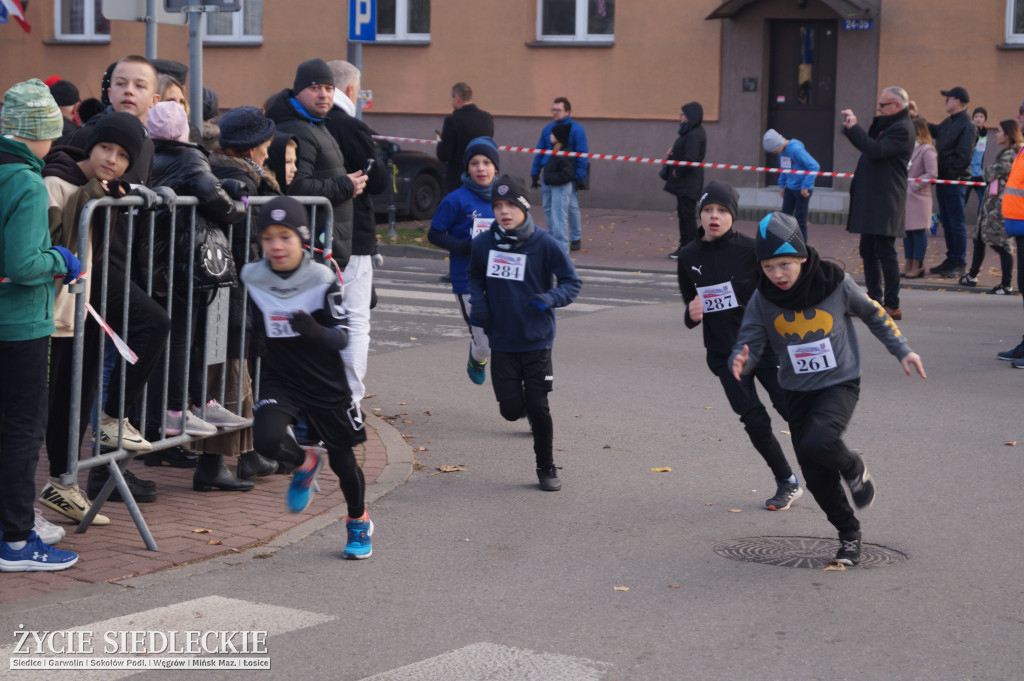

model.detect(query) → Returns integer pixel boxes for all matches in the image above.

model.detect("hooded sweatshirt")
[664,102,707,200]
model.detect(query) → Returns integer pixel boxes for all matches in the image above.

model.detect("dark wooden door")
[766,20,837,187]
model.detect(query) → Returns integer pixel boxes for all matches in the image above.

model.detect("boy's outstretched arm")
[901,352,926,378]
[731,344,749,381]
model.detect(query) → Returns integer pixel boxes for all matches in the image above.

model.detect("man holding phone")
[324,59,387,411]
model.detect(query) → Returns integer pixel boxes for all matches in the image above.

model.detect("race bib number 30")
[787,338,837,374]
[487,250,527,281]
[696,281,737,313]
[265,310,299,338]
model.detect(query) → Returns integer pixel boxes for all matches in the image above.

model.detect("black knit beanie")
[84,111,146,172]
[552,122,572,146]
[492,174,531,215]
[698,181,739,219]
[258,196,312,245]
[218,106,276,151]
[293,58,334,94]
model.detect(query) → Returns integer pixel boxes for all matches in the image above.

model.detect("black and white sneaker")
[831,538,862,566]
[765,481,803,511]
[845,456,876,509]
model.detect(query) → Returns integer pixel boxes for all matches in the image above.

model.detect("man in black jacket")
[324,60,388,411]
[265,58,368,271]
[436,82,494,194]
[928,86,976,278]
[664,102,707,260]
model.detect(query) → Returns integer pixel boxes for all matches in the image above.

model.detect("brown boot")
[905,258,925,279]
[901,258,913,277]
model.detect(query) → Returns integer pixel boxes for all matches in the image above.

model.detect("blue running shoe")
[287,446,324,513]
[467,346,487,385]
[0,532,78,572]
[343,514,373,559]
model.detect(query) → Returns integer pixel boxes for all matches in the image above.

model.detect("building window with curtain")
[204,0,262,45]
[538,0,614,43]
[54,0,111,42]
[376,0,430,42]
[1006,0,1024,43]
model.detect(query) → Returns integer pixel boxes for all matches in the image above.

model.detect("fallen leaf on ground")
[372,407,381,411]
[403,419,413,423]
[613,586,630,592]
[704,406,713,410]
[651,467,672,473]
[824,562,846,571]
[409,337,418,341]
[398,402,407,405]
[1006,441,1017,446]
[436,465,466,472]
[728,509,742,513]
[417,446,428,451]
[364,394,376,399]
[191,528,211,534]
[207,539,222,545]
[603,444,611,449]
[667,584,680,589]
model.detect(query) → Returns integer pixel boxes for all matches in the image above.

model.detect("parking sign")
[349,0,375,42]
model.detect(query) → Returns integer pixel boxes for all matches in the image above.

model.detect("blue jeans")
[936,183,967,265]
[542,182,572,254]
[903,230,928,260]
[781,188,812,244]
[568,184,581,243]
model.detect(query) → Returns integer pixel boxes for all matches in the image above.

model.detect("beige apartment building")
[3,0,1024,209]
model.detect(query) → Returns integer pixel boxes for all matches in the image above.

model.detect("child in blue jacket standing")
[763,129,820,244]
[467,175,581,491]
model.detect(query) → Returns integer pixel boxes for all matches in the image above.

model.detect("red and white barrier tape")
[374,135,985,187]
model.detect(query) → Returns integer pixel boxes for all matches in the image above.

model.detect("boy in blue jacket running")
[763,129,820,244]
[467,175,582,491]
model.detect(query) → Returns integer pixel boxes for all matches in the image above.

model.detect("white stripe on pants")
[455,293,490,362]
[341,255,373,411]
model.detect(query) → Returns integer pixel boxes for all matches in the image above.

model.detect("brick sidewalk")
[2,421,389,605]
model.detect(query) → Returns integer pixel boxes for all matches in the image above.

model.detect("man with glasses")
[531,97,589,251]
[840,86,915,320]
[927,87,976,278]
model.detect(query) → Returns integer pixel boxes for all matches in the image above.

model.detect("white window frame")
[53,0,111,43]
[202,0,262,46]
[1006,0,1024,44]
[536,0,614,44]
[375,0,430,43]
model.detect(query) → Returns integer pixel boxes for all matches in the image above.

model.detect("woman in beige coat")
[903,117,937,278]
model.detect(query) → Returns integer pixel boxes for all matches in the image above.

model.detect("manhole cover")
[713,536,908,569]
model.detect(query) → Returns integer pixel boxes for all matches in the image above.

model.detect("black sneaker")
[988,284,1013,295]
[536,465,562,491]
[928,259,953,274]
[958,273,978,286]
[144,446,198,468]
[87,469,157,503]
[765,481,803,511]
[570,240,581,251]
[831,538,862,566]
[934,263,965,279]
[668,247,683,261]
[845,457,875,509]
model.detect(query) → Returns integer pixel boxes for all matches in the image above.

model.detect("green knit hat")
[2,79,64,141]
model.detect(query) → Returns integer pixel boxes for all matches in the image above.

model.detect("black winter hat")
[152,59,188,85]
[202,87,219,121]
[492,174,530,215]
[552,122,572,146]
[84,111,146,172]
[293,58,334,94]
[49,80,80,107]
[755,212,807,262]
[698,180,739,219]
[218,106,276,151]
[258,196,312,244]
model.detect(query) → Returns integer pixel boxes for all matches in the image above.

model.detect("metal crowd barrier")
[63,193,334,550]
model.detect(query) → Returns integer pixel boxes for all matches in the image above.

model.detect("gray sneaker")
[765,481,803,511]
[191,400,248,428]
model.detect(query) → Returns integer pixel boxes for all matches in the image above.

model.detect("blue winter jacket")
[428,185,495,295]
[777,139,820,192]
[530,116,589,185]
[467,214,582,352]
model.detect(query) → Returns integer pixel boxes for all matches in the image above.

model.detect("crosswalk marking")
[359,642,611,681]
[2,596,333,680]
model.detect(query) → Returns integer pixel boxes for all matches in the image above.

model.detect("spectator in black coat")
[841,86,915,319]
[436,82,494,194]
[664,101,707,259]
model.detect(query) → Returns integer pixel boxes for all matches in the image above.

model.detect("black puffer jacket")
[663,102,707,200]
[929,110,976,180]
[324,105,387,256]
[265,89,356,268]
[144,139,247,293]
[210,151,281,359]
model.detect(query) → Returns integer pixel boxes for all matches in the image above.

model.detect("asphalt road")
[3,276,1022,681]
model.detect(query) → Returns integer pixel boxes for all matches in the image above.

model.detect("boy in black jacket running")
[467,175,582,491]
[678,181,802,510]
[242,196,373,559]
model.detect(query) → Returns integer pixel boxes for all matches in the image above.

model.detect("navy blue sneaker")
[343,514,373,559]
[0,532,78,572]
[287,446,323,513]
[997,342,1024,361]
[467,346,487,385]
[831,538,862,566]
